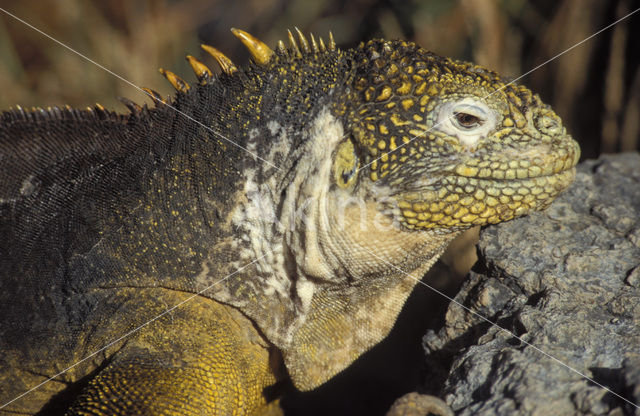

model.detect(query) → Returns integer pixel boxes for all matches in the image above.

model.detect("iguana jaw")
[283,190,459,391]
[390,131,580,230]
[279,110,455,284]
[226,105,458,391]
[275,114,467,390]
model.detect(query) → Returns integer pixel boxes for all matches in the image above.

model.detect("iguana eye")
[454,112,483,129]
[449,103,487,132]
[434,98,497,147]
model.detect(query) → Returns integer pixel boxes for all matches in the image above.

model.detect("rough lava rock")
[423,153,640,416]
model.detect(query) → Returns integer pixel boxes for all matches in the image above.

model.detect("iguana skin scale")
[0,30,579,415]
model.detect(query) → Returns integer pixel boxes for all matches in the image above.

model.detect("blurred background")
[0,1,638,415]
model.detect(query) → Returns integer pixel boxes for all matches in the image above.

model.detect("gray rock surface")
[423,153,640,415]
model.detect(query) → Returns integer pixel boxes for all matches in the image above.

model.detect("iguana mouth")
[395,145,579,231]
[451,137,581,182]
[395,136,579,195]
[400,168,576,207]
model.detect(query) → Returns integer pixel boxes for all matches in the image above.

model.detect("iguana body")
[0,29,579,414]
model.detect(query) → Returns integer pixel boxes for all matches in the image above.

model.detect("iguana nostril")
[536,114,560,133]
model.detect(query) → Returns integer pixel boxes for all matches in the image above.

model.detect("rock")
[423,153,640,415]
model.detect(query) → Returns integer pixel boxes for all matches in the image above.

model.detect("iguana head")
[167,30,579,390]
[344,38,580,232]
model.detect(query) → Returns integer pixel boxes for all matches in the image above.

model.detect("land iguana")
[0,28,580,415]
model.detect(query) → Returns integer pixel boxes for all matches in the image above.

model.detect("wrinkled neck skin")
[216,100,459,389]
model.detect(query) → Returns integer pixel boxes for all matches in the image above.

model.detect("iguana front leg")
[66,290,281,415]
